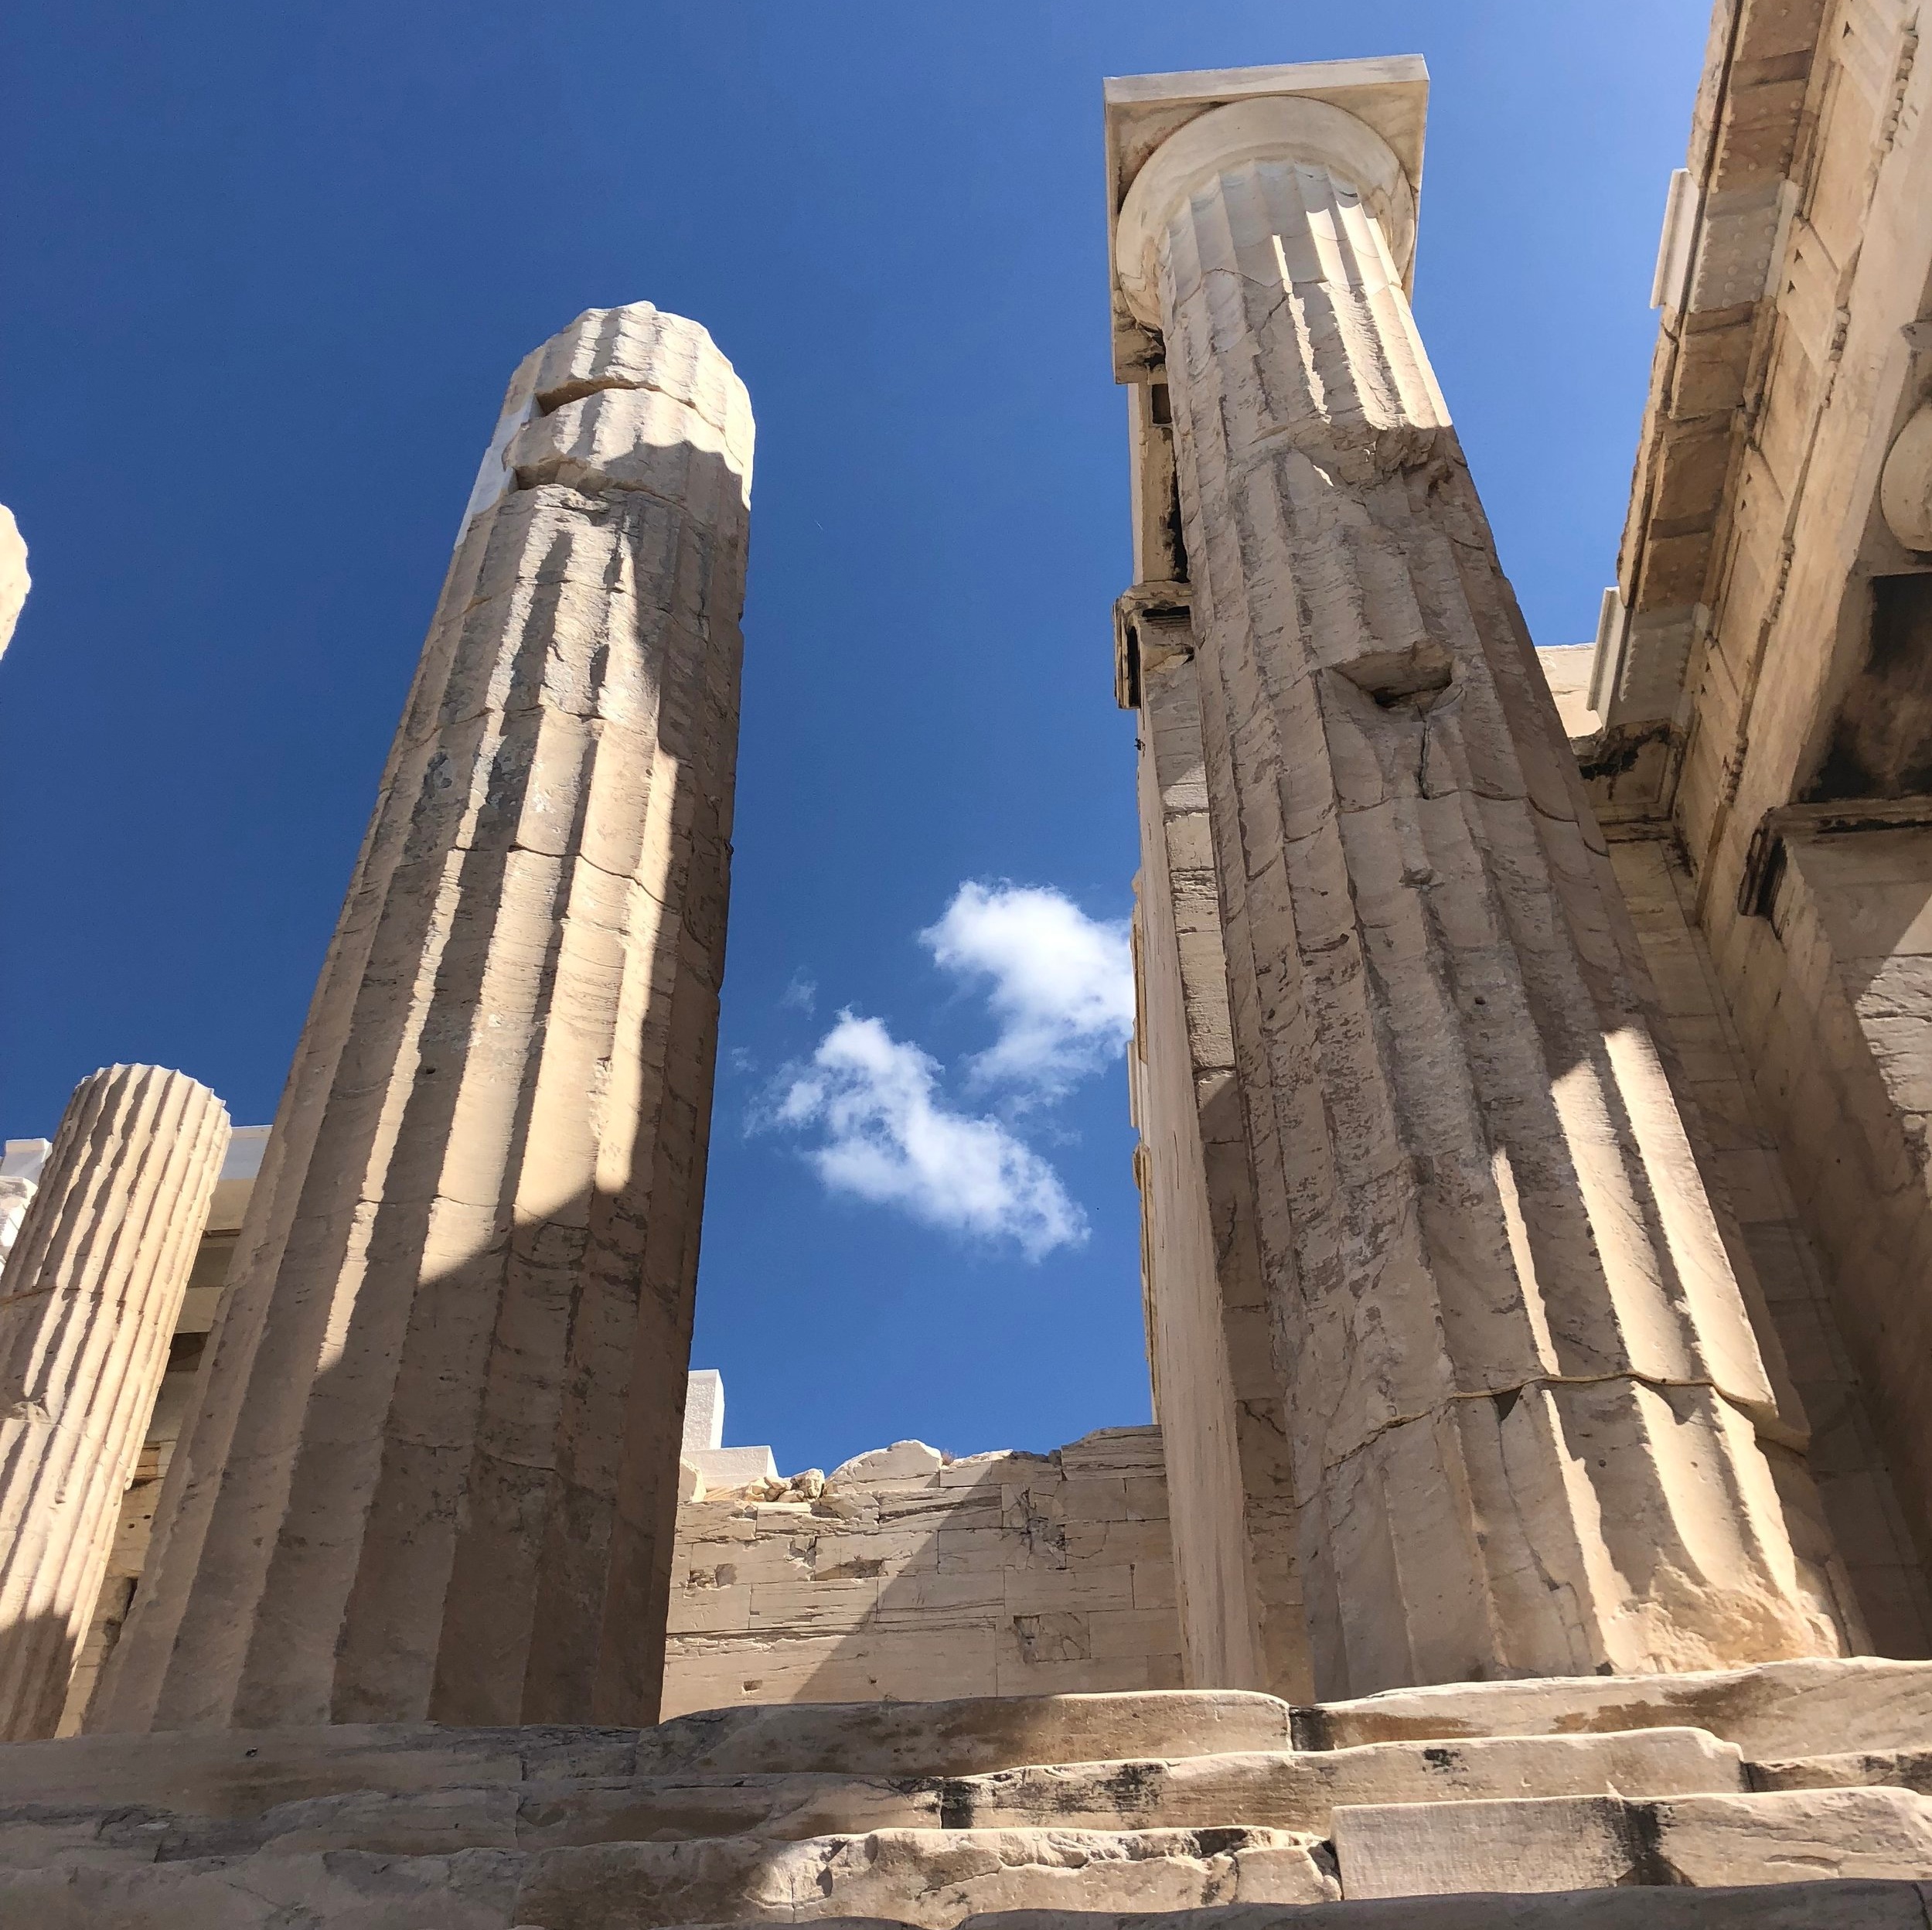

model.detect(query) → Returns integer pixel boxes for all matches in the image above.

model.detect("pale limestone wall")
[662,1429,1180,1718]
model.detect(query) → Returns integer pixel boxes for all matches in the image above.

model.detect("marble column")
[93,304,752,1733]
[1112,80,1842,1697]
[0,1141,51,1280]
[0,1066,229,1740]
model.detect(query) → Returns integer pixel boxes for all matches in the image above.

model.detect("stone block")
[632,1690,1294,1778]
[1133,1563,1179,1611]
[683,1541,813,1586]
[813,1529,943,1578]
[828,1443,945,1485]
[1058,1429,1167,1478]
[875,1570,1006,1617]
[1004,1567,1136,1615]
[956,1881,1932,1926]
[996,1657,1153,1698]
[940,1454,1048,1488]
[1303,1656,1932,1757]
[689,1447,780,1491]
[512,1772,942,1848]
[749,1580,881,1632]
[1333,1787,1932,1898]
[513,1825,1336,1928]
[0,1724,554,1819]
[1058,1479,1130,1522]
[1753,1749,1932,1793]
[668,1586,751,1636]
[942,1728,1739,1836]
[1089,1608,1187,1661]
[1063,1523,1175,1567]
[0,1846,523,1930]
[936,1529,1031,1574]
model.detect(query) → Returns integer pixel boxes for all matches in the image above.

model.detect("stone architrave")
[92,304,753,1734]
[0,1066,230,1741]
[1109,70,1842,1698]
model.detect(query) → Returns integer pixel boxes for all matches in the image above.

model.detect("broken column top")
[1103,55,1429,377]
[461,302,755,535]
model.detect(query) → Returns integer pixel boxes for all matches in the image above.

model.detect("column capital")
[1105,57,1428,375]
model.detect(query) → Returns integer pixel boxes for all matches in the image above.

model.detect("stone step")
[0,1824,1337,1928]
[1305,1655,1932,1758]
[0,1725,1746,1866]
[938,1887,1932,1928]
[636,1690,1295,1779]
[1753,1746,1932,1794]
[0,1692,1290,1821]
[1331,1784,1932,1898]
[936,1727,1743,1834]
[5,1846,1932,1928]
[15,1657,1929,1831]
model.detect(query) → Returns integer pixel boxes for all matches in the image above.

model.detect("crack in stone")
[1314,1368,1745,1479]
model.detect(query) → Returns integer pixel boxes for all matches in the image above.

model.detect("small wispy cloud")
[779,970,818,1016]
[768,1012,1087,1260]
[920,882,1134,1097]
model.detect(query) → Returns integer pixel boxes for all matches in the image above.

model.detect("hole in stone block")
[1335,639,1456,713]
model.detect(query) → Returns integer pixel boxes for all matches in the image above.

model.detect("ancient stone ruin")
[4,6,1932,1920]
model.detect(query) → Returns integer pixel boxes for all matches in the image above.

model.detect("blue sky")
[0,2,1707,1474]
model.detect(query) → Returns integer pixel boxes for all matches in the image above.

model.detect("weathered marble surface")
[0,1067,228,1741]
[90,304,752,1735]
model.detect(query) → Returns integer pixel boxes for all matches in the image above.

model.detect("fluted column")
[0,1066,228,1740]
[1114,88,1842,1697]
[93,304,751,1734]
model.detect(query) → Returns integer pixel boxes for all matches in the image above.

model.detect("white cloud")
[921,882,1134,1096]
[771,1012,1087,1260]
[779,970,818,1015]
